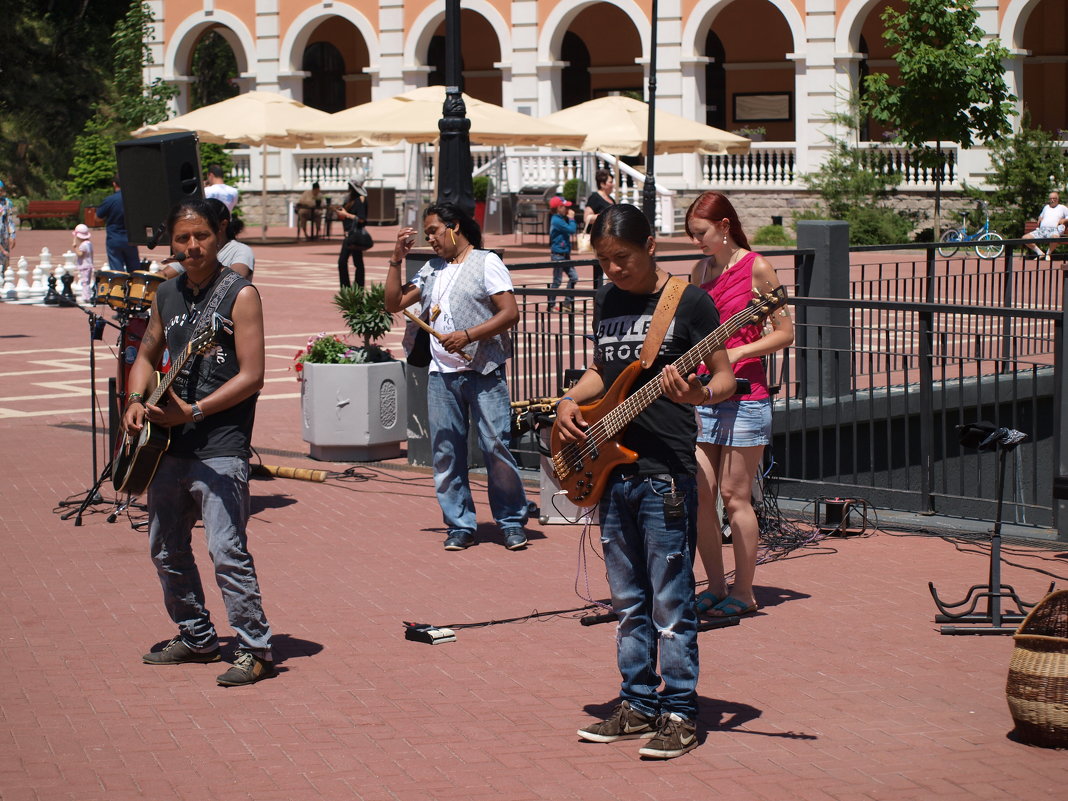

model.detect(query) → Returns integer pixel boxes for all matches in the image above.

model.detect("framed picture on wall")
[733,93,793,122]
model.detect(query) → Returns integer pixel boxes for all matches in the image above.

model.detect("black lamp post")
[437,0,474,216]
[640,0,659,226]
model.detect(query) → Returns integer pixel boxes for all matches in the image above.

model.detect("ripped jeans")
[598,473,699,719]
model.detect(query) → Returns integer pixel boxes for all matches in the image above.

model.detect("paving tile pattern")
[2,229,1066,800]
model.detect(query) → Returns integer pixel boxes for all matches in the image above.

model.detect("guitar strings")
[553,300,776,477]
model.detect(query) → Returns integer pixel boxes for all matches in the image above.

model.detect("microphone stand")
[57,299,123,525]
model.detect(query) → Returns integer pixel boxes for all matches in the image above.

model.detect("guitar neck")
[145,340,196,407]
[600,305,766,439]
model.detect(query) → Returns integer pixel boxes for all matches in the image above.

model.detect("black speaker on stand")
[115,132,204,248]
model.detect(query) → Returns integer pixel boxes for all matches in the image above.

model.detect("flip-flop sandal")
[707,596,759,618]
[694,590,722,614]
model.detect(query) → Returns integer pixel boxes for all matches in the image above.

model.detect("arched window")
[704,30,726,130]
[190,29,239,110]
[302,41,345,113]
[561,32,591,109]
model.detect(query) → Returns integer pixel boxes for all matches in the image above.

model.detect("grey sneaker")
[216,650,275,686]
[638,713,698,758]
[577,701,657,743]
[143,636,221,665]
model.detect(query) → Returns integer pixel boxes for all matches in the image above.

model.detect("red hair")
[684,191,749,251]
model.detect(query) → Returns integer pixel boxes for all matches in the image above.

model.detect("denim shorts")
[696,398,771,447]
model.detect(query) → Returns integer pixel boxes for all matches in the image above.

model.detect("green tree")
[65,1,177,199]
[863,0,1017,235]
[967,113,1068,238]
[798,99,916,245]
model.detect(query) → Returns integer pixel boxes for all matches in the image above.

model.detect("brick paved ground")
[2,228,1066,801]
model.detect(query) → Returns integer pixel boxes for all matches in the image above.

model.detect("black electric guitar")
[550,287,787,507]
[111,321,223,496]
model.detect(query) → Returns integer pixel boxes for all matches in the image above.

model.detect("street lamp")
[436,0,474,216]
[640,0,659,227]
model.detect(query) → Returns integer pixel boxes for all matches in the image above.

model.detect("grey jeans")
[147,455,272,660]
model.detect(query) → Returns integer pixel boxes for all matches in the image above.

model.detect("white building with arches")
[144,0,1066,225]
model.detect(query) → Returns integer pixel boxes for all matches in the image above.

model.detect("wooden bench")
[19,200,82,227]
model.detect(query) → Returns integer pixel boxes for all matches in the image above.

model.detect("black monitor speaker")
[115,132,203,247]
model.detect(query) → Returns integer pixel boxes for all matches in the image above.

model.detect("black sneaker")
[577,701,657,743]
[638,713,698,758]
[142,636,221,665]
[504,530,528,550]
[216,650,275,686]
[443,532,475,550]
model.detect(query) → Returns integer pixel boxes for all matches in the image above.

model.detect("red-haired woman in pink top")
[686,192,793,618]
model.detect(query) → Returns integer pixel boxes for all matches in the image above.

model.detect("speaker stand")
[929,435,1052,634]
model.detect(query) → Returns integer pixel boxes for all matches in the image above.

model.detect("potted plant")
[472,175,491,227]
[296,283,407,462]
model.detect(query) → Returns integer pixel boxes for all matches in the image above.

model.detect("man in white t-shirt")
[384,203,530,553]
[1023,190,1068,261]
[204,164,240,212]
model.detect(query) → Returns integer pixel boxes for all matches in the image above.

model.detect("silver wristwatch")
[190,403,205,423]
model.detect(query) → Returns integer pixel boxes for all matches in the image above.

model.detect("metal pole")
[641,0,659,227]
[437,0,474,216]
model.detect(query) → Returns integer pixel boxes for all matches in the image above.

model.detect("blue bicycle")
[938,207,1004,259]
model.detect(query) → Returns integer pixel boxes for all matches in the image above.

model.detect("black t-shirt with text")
[594,281,720,476]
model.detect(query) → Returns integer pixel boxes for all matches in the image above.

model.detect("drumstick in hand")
[402,309,473,362]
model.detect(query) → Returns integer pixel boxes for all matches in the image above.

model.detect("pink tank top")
[698,251,769,401]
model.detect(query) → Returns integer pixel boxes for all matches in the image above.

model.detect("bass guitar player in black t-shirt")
[556,204,736,758]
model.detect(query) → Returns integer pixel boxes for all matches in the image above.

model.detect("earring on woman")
[448,228,457,245]
[722,234,728,245]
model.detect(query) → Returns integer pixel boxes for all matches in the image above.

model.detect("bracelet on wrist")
[388,259,402,268]
[127,392,144,405]
[464,329,473,344]
[555,395,576,410]
[703,385,713,405]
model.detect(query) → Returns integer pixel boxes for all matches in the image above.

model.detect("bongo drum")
[95,270,130,311]
[126,271,165,314]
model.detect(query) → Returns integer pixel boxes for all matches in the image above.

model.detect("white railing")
[703,143,798,188]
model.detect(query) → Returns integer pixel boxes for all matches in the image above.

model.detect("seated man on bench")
[296,183,323,241]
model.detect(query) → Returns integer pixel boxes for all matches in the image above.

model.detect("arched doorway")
[1020,0,1068,134]
[188,28,240,110]
[300,18,371,112]
[557,2,642,108]
[702,0,795,140]
[425,10,502,105]
[856,0,902,142]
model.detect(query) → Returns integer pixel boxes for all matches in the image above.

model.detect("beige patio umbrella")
[288,86,587,148]
[133,91,339,239]
[542,95,751,156]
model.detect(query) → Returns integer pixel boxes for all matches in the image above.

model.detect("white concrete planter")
[300,361,406,462]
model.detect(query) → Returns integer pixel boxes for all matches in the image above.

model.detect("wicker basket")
[1006,589,1068,748]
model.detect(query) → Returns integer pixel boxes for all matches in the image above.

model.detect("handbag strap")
[638,275,687,369]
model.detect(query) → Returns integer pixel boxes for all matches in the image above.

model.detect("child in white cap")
[72,223,94,303]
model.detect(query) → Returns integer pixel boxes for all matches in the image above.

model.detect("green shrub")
[472,175,491,202]
[751,224,794,247]
[562,178,583,204]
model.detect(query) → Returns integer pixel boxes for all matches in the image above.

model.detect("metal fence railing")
[503,232,1067,536]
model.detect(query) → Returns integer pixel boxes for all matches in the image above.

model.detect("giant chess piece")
[2,256,21,300]
[60,270,76,304]
[42,272,59,305]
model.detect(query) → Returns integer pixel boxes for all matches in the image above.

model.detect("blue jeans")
[598,474,699,719]
[106,240,141,272]
[148,455,273,659]
[548,253,579,307]
[427,368,529,539]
